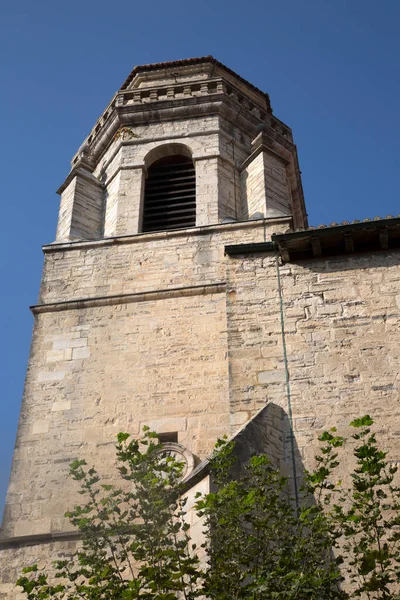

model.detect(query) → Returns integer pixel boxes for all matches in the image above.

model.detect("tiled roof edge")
[277,215,400,238]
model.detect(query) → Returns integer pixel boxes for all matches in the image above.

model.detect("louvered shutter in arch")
[142,155,196,233]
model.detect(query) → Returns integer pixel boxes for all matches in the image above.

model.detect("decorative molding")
[70,90,267,169]
[114,126,141,141]
[156,442,196,480]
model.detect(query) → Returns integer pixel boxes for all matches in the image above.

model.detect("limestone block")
[32,421,50,434]
[241,135,293,220]
[195,158,219,226]
[72,347,90,359]
[51,401,71,412]
[258,370,286,384]
[14,518,51,537]
[37,371,65,382]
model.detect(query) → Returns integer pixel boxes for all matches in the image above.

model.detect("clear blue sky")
[1,0,399,520]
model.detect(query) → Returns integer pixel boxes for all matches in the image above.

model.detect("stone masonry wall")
[2,220,289,542]
[226,249,400,487]
[40,220,287,304]
[1,219,400,596]
[0,539,79,600]
[2,292,229,539]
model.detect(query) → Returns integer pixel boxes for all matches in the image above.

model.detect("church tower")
[3,56,399,598]
[0,57,306,594]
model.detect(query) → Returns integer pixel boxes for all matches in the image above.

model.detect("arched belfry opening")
[142,154,196,232]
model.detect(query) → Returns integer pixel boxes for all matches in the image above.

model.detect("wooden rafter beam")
[311,236,322,257]
[344,232,354,253]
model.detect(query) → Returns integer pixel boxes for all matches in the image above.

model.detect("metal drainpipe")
[275,250,300,509]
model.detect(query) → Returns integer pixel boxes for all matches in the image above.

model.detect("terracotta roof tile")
[304,215,400,232]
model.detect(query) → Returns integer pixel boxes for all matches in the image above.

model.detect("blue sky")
[0,0,399,519]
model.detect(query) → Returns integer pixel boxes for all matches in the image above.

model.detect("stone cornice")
[0,530,82,549]
[89,96,252,164]
[31,283,227,314]
[68,79,289,172]
[121,57,272,109]
[42,216,293,253]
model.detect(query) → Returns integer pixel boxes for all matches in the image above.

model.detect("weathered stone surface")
[1,57,399,597]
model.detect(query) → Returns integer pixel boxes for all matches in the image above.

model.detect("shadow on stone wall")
[291,249,400,274]
[229,402,306,502]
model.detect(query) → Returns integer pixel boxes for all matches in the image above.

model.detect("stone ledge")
[30,282,227,314]
[0,530,81,549]
[43,216,293,253]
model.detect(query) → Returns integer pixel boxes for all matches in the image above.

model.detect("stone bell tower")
[0,56,307,596]
[56,56,306,242]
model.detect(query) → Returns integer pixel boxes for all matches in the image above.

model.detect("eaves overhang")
[225,217,400,262]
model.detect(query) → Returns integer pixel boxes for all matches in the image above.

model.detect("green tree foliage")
[16,417,400,599]
[17,428,201,600]
[316,416,400,599]
[196,437,345,599]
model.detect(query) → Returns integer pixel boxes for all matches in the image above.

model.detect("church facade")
[1,56,399,597]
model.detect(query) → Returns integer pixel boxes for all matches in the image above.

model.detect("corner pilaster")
[103,165,145,237]
[56,167,104,242]
[240,132,292,220]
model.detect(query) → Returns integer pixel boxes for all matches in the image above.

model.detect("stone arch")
[143,142,194,169]
[131,139,212,232]
[141,145,197,233]
[134,137,206,167]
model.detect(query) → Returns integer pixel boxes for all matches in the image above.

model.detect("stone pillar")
[56,167,104,242]
[195,157,219,226]
[195,156,238,226]
[217,157,237,222]
[104,165,145,237]
[240,132,292,220]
